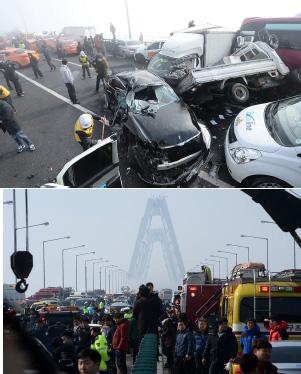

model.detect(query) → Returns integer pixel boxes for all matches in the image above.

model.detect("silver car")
[271,341,301,374]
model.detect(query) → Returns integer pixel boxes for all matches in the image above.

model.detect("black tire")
[135,54,146,64]
[228,82,250,104]
[247,176,289,188]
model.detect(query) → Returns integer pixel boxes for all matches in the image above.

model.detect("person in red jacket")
[112,312,129,374]
[264,316,289,342]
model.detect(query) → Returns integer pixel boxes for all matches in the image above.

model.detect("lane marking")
[16,71,98,116]
[54,58,81,67]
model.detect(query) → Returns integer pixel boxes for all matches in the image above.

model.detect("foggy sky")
[3,189,301,297]
[1,0,300,39]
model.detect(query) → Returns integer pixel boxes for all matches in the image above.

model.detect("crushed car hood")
[127,101,200,147]
[233,103,281,153]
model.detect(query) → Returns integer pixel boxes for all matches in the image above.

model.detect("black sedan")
[104,70,211,186]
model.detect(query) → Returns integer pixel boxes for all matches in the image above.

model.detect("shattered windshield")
[127,84,180,114]
[148,54,197,78]
[265,96,301,146]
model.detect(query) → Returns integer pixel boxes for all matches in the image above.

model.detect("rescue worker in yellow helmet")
[90,326,109,372]
[0,85,16,112]
[79,51,91,79]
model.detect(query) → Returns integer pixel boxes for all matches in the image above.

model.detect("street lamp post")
[261,220,297,269]
[241,235,269,270]
[125,0,132,39]
[104,265,116,294]
[75,251,95,292]
[205,258,221,279]
[218,250,238,266]
[226,243,250,262]
[43,236,70,288]
[62,245,85,289]
[84,258,103,294]
[210,255,229,277]
[92,260,108,295]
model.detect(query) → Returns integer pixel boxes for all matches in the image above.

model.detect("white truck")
[177,41,290,104]
[61,26,96,41]
[148,25,236,87]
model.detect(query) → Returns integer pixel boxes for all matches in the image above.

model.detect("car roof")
[116,70,165,88]
[271,341,301,347]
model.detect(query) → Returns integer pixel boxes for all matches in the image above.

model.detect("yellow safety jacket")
[91,335,109,371]
[83,306,88,314]
[99,301,104,309]
[79,55,90,66]
[124,313,132,320]
[0,85,10,99]
[74,115,94,143]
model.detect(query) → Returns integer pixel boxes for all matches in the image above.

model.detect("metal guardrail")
[132,333,157,374]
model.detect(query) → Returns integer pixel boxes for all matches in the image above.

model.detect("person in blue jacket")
[240,318,262,354]
[174,317,195,374]
[194,317,209,374]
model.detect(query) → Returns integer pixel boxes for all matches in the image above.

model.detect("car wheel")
[228,83,250,104]
[135,54,146,64]
[247,177,289,188]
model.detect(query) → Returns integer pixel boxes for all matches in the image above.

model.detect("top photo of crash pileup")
[0,0,301,188]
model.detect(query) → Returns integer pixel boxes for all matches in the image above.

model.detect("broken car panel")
[104,70,211,186]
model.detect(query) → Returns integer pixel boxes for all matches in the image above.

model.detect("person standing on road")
[174,318,195,374]
[41,44,56,71]
[194,317,209,374]
[240,318,262,354]
[60,59,80,104]
[28,53,43,79]
[0,61,24,96]
[202,318,238,374]
[79,51,91,79]
[0,85,17,112]
[112,312,129,374]
[92,54,109,94]
[0,100,35,153]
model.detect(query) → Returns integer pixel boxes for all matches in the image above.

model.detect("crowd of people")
[0,35,110,154]
[8,281,289,374]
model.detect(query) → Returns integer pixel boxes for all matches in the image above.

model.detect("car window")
[127,41,141,46]
[147,42,160,50]
[129,84,180,113]
[266,97,301,146]
[271,346,301,363]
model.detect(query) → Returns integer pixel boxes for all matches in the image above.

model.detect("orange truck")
[0,48,40,68]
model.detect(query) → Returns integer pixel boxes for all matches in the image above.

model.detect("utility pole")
[125,0,132,39]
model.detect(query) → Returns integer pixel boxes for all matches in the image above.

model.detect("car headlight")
[198,122,211,150]
[229,147,262,164]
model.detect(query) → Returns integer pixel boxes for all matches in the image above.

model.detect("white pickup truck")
[176,41,290,104]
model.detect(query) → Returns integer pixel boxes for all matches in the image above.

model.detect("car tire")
[228,83,250,104]
[247,176,290,188]
[135,54,146,64]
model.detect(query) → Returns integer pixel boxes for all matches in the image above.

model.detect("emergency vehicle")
[180,266,223,322]
[220,263,301,341]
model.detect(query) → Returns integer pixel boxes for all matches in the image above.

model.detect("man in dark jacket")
[174,318,195,374]
[112,313,129,374]
[252,339,278,374]
[41,44,56,71]
[92,54,109,93]
[194,317,209,374]
[55,330,76,374]
[0,61,24,96]
[0,100,35,152]
[203,318,238,374]
[161,318,176,369]
[28,53,43,79]
[133,285,161,341]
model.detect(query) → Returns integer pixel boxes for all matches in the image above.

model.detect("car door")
[45,137,122,188]
[147,42,160,60]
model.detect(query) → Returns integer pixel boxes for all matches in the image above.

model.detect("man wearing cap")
[60,59,79,104]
